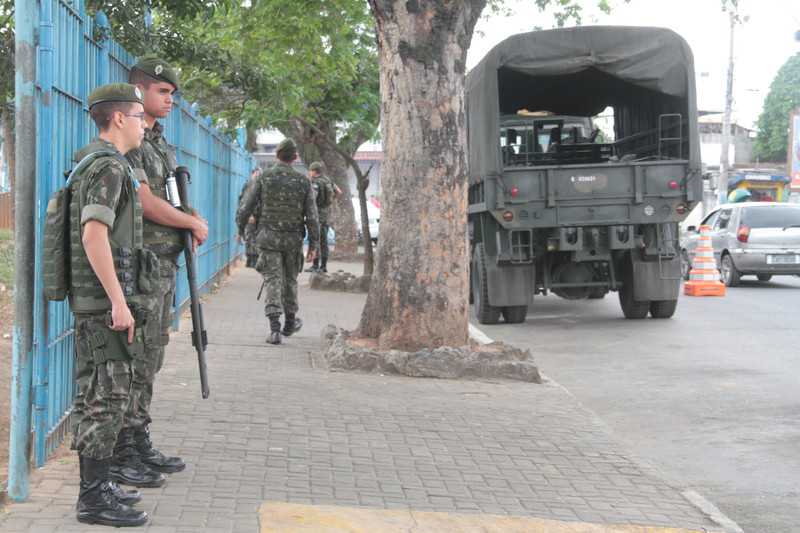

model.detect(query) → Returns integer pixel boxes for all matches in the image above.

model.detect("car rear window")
[741,206,800,229]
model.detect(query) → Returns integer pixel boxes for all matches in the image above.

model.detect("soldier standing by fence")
[237,138,319,345]
[108,58,209,488]
[68,84,152,527]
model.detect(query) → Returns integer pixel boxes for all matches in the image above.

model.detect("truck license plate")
[767,254,800,265]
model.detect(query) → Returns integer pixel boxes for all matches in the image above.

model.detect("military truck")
[466,26,702,323]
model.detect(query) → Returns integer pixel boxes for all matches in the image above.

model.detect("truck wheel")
[757,274,772,282]
[588,288,607,299]
[680,250,691,281]
[720,253,741,287]
[649,300,678,319]
[618,260,650,319]
[502,305,528,324]
[472,244,501,325]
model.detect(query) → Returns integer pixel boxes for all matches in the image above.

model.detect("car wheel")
[472,244,501,325]
[757,274,772,282]
[720,253,740,287]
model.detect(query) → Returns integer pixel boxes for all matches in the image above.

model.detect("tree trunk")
[283,120,359,257]
[359,1,485,351]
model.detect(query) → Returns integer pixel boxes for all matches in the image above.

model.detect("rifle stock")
[174,166,210,399]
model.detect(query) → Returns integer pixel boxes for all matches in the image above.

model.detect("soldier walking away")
[305,161,340,273]
[237,138,319,345]
[68,84,153,526]
[238,167,261,268]
[110,57,209,486]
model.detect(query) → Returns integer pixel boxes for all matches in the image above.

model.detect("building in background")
[699,112,755,168]
[790,110,800,202]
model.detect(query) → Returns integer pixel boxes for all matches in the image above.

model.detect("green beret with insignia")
[276,138,298,158]
[131,56,180,91]
[88,83,144,109]
[309,161,324,172]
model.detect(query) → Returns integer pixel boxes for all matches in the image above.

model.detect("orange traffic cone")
[684,224,726,297]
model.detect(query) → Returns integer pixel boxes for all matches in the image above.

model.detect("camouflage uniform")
[69,139,147,460]
[124,120,183,433]
[313,173,335,264]
[238,176,260,268]
[237,154,319,320]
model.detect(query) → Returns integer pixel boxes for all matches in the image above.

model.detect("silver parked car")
[681,202,800,286]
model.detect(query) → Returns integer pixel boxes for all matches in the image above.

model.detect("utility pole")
[718,9,736,205]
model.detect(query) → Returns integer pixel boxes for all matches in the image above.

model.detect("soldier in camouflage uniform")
[238,167,261,268]
[109,57,209,485]
[237,138,319,345]
[68,84,152,527]
[306,161,338,273]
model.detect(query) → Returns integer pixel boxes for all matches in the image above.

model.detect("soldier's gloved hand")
[111,303,136,344]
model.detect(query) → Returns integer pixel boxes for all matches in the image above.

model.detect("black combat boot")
[109,429,167,488]
[78,456,142,506]
[305,258,320,273]
[77,456,148,527]
[282,314,303,337]
[135,426,186,474]
[320,257,328,273]
[267,314,282,345]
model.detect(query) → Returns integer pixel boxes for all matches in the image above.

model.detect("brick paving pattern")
[0,264,720,532]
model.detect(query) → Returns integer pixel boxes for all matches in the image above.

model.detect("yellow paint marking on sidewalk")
[259,502,718,533]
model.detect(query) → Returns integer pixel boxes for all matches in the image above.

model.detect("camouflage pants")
[72,314,136,459]
[319,223,330,260]
[257,247,303,317]
[123,257,177,431]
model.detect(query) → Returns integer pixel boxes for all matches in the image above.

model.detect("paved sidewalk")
[0,262,723,532]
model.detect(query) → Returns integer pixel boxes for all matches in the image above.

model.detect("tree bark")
[359,1,485,351]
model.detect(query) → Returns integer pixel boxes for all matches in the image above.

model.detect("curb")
[467,323,744,533]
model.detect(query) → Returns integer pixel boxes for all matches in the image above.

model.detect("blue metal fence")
[9,0,251,499]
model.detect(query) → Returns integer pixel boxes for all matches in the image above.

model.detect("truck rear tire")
[649,300,678,319]
[472,244,501,325]
[502,305,528,324]
[618,259,650,319]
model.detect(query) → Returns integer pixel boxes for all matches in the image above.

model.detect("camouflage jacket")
[126,121,184,258]
[312,174,335,224]
[237,162,319,252]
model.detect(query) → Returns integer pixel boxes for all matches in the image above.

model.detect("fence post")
[31,0,55,468]
[9,0,38,501]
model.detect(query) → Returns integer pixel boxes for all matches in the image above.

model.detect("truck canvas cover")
[466,26,700,183]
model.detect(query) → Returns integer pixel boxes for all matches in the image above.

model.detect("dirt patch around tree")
[317,325,542,383]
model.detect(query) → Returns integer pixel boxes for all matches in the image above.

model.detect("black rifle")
[172,166,210,399]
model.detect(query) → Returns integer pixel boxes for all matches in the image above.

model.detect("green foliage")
[0,0,13,114]
[0,228,13,289]
[754,53,800,162]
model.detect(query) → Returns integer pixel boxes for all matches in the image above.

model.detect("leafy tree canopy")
[1,0,13,113]
[754,52,800,162]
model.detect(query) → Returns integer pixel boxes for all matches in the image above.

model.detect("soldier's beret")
[131,56,180,91]
[276,138,297,158]
[309,161,324,172]
[88,83,144,109]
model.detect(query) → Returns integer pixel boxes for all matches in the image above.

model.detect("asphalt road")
[474,275,800,533]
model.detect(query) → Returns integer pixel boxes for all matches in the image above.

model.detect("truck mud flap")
[631,256,681,301]
[487,260,534,307]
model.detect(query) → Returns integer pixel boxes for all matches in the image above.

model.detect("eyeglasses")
[123,112,146,121]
